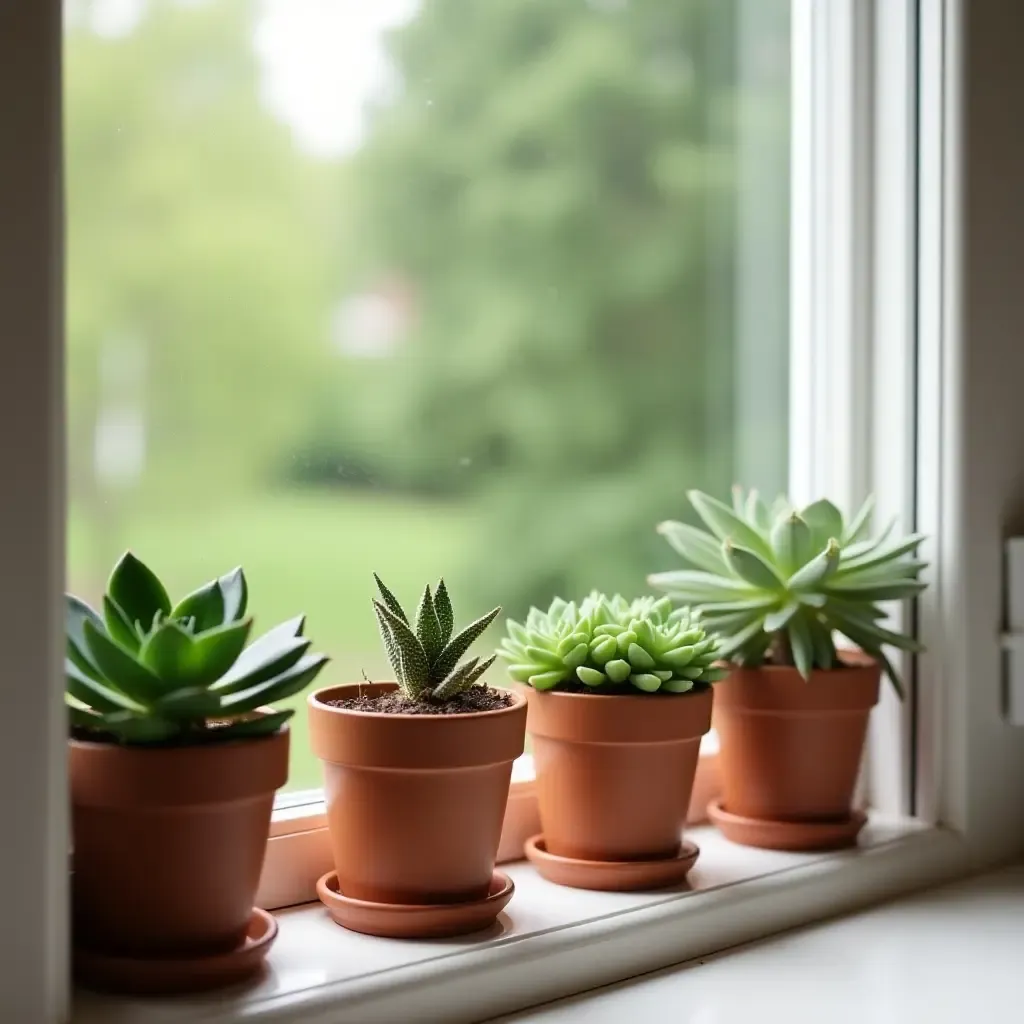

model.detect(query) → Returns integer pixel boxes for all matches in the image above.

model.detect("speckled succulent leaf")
[649,488,928,694]
[371,576,502,700]
[65,555,327,746]
[497,593,722,695]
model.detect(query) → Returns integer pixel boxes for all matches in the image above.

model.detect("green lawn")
[68,489,477,790]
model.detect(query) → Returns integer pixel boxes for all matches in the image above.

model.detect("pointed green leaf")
[434,578,455,643]
[141,617,252,689]
[65,658,139,713]
[433,605,502,681]
[415,584,444,665]
[771,513,812,575]
[154,685,223,721]
[656,520,729,573]
[763,603,799,632]
[806,615,836,670]
[373,573,408,623]
[714,617,768,661]
[219,567,248,622]
[107,552,171,636]
[836,533,928,574]
[465,653,497,687]
[788,613,815,679]
[824,579,927,601]
[687,490,774,559]
[221,653,329,714]
[843,495,876,545]
[66,595,106,680]
[787,538,841,590]
[432,657,479,700]
[213,636,310,695]
[172,579,225,633]
[103,595,141,652]
[828,610,924,654]
[83,620,161,706]
[745,490,771,532]
[373,602,404,682]
[648,569,759,603]
[724,542,787,590]
[841,518,896,560]
[97,711,181,745]
[375,599,430,693]
[800,499,845,550]
[627,643,656,670]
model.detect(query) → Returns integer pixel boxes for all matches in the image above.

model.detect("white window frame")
[6,0,1024,1019]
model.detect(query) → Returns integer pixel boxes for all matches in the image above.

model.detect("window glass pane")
[66,0,791,791]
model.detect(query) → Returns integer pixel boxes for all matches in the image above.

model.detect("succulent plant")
[497,592,724,694]
[649,488,927,696]
[66,552,329,745]
[372,574,501,700]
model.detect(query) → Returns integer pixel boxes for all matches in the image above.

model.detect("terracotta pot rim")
[309,681,527,721]
[524,687,711,703]
[68,725,289,755]
[722,648,876,675]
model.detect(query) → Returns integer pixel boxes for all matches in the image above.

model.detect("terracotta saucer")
[708,798,868,851]
[74,908,277,996]
[317,869,514,939]
[524,835,700,891]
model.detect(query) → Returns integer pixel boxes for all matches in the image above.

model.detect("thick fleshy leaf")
[843,495,876,545]
[141,617,252,689]
[687,490,774,559]
[373,573,408,623]
[805,615,836,669]
[107,552,171,636]
[840,519,895,560]
[800,499,845,551]
[172,580,225,633]
[375,600,430,692]
[65,658,139,713]
[154,686,223,720]
[724,542,786,590]
[103,595,141,652]
[788,612,815,679]
[576,666,606,687]
[714,618,768,661]
[83,619,161,706]
[656,520,729,574]
[212,710,292,741]
[648,570,756,602]
[221,653,329,714]
[219,567,248,622]
[836,533,927,575]
[662,677,695,693]
[745,490,771,532]
[415,585,444,665]
[828,610,924,654]
[627,643,656,670]
[764,603,799,632]
[787,539,840,589]
[432,606,502,682]
[630,673,662,692]
[372,602,403,682]
[528,671,564,690]
[824,579,927,601]
[770,513,812,575]
[97,710,180,745]
[434,578,454,643]
[432,657,479,700]
[605,659,631,683]
[213,636,311,695]
[66,595,105,680]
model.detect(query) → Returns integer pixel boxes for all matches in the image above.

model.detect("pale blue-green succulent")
[372,574,501,700]
[66,552,328,745]
[649,489,927,696]
[497,593,724,694]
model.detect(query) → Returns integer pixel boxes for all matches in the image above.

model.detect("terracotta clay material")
[308,682,527,906]
[524,834,699,891]
[527,687,712,862]
[317,869,514,938]
[713,651,881,831]
[707,800,867,851]
[70,727,288,957]
[74,908,277,996]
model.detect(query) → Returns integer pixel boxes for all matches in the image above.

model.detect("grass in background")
[68,489,477,790]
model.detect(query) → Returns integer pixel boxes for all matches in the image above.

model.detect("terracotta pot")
[713,651,881,822]
[308,682,527,904]
[527,687,713,862]
[70,727,288,957]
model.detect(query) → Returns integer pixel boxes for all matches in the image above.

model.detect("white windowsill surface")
[73,819,972,1024]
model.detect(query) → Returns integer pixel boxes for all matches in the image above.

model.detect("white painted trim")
[74,824,976,1024]
[0,3,69,1023]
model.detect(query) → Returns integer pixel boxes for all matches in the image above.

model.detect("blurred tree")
[345,0,790,612]
[65,0,336,577]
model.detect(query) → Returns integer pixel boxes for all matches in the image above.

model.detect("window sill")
[72,818,971,1024]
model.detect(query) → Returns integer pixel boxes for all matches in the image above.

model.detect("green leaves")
[650,489,929,696]
[498,592,723,694]
[65,553,326,746]
[370,576,500,701]
[107,553,171,638]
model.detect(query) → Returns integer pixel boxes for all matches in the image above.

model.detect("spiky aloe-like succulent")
[372,574,501,700]
[649,489,927,696]
[497,593,724,694]
[66,552,328,745]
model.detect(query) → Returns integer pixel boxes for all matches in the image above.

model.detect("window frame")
[5,0,1024,1018]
